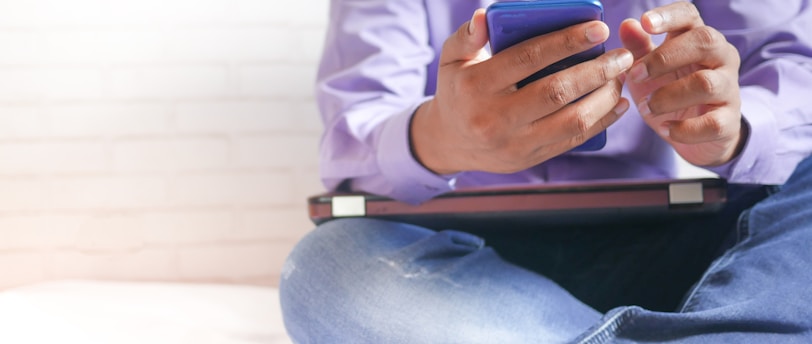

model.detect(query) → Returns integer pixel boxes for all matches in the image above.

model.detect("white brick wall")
[0,0,329,290]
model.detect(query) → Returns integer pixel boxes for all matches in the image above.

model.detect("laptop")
[307,178,727,229]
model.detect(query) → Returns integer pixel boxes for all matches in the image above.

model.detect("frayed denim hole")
[378,230,486,278]
[446,230,486,249]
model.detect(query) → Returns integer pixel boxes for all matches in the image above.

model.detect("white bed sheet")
[0,280,292,344]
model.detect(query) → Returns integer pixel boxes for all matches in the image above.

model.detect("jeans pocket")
[733,208,753,245]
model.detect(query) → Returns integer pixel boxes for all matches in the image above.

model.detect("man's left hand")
[619,2,746,166]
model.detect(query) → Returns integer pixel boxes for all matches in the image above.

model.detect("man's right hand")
[411,9,633,175]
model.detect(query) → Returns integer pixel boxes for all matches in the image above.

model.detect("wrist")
[410,100,460,175]
[731,117,749,161]
[706,116,749,167]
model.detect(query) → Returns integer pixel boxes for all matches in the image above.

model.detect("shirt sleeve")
[315,0,455,204]
[698,1,812,184]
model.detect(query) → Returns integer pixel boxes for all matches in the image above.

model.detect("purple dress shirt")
[316,0,812,204]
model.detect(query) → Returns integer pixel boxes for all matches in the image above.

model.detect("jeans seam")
[574,307,639,344]
[735,208,752,244]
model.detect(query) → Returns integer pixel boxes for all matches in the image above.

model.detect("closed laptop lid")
[307,178,727,230]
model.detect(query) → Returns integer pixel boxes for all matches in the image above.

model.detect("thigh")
[680,158,812,313]
[574,157,812,343]
[279,218,601,344]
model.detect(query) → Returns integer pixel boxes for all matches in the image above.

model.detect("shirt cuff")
[706,87,784,185]
[376,99,457,204]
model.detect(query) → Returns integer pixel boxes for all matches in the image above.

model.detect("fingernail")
[586,24,606,43]
[645,11,664,31]
[613,101,630,115]
[629,63,649,83]
[468,14,476,35]
[637,99,651,117]
[617,52,634,72]
[659,125,670,138]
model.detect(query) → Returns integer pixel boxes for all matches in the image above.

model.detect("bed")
[0,280,292,344]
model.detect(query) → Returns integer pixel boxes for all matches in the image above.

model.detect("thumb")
[440,8,489,65]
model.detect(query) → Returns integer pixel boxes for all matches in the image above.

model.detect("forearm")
[316,0,453,203]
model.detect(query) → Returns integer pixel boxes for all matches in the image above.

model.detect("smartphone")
[486,0,606,151]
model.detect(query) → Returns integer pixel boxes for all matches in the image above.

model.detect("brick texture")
[0,0,328,290]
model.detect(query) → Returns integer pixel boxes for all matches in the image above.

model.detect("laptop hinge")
[668,182,704,205]
[331,196,367,217]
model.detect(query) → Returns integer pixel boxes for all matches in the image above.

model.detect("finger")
[482,20,609,90]
[509,48,633,123]
[664,109,740,145]
[527,77,629,147]
[619,19,655,60]
[641,2,704,35]
[629,26,738,83]
[440,9,489,66]
[643,69,736,117]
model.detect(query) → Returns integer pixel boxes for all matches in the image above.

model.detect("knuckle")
[568,131,588,148]
[704,118,726,140]
[568,105,594,136]
[727,42,742,67]
[694,26,724,51]
[561,32,580,53]
[514,45,543,70]
[441,32,466,62]
[649,49,671,69]
[597,57,614,82]
[542,75,577,106]
[693,70,718,95]
[726,39,741,53]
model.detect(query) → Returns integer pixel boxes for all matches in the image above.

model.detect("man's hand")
[411,9,633,175]
[620,2,746,167]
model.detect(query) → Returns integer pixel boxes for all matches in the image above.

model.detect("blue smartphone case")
[486,0,606,151]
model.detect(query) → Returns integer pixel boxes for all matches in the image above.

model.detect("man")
[281,1,812,342]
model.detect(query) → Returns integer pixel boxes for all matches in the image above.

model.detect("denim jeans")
[280,156,812,343]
